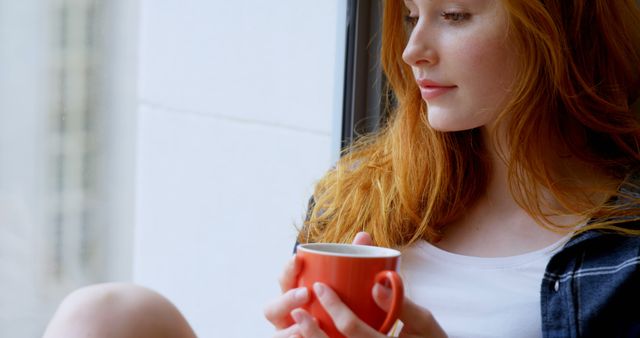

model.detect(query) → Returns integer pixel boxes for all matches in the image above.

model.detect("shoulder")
[542,230,640,336]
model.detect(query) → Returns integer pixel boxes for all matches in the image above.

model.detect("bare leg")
[43,283,197,338]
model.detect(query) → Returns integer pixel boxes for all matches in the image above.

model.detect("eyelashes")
[404,15,419,27]
[440,11,471,22]
[403,11,471,29]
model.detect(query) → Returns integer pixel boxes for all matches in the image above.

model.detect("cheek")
[460,37,511,77]
[458,39,516,103]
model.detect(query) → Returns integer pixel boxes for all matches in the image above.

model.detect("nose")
[402,23,438,67]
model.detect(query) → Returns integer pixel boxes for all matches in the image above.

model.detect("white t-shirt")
[395,236,570,338]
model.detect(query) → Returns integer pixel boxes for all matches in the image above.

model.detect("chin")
[426,117,479,132]
[426,108,490,132]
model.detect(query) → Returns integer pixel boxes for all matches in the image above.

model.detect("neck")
[477,126,615,221]
[434,127,601,256]
[481,129,514,211]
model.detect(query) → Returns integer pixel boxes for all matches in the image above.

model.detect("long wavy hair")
[300,0,640,248]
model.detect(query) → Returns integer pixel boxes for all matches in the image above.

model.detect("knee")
[55,283,173,321]
[43,283,195,338]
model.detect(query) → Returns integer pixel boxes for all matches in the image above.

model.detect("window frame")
[341,0,388,150]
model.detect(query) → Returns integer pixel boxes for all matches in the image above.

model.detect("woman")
[264,0,640,337]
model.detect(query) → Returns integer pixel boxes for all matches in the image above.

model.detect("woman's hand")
[285,232,447,338]
[263,233,374,337]
[263,253,308,337]
[289,282,447,338]
[265,232,447,337]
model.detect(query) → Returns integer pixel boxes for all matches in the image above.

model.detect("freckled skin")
[402,0,518,132]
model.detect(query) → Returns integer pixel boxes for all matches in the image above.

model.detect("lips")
[416,79,457,100]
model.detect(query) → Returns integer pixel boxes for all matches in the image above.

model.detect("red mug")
[296,243,404,338]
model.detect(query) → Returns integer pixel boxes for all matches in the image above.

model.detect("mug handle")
[374,270,404,334]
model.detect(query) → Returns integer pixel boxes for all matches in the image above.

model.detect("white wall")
[134,1,345,336]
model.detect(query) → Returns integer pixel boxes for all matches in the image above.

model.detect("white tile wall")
[138,1,338,133]
[134,1,343,336]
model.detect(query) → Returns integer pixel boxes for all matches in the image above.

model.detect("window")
[341,0,391,149]
[0,0,136,335]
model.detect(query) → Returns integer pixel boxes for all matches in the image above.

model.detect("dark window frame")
[341,0,388,150]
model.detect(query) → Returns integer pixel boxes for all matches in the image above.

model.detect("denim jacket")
[541,178,640,338]
[542,226,640,337]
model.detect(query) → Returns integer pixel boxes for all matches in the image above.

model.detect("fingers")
[271,324,301,338]
[397,297,447,338]
[279,255,303,293]
[372,282,392,311]
[264,287,310,329]
[290,309,329,338]
[373,283,447,337]
[313,283,383,338]
[353,232,373,245]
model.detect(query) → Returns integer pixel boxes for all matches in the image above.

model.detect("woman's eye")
[440,11,471,22]
[404,15,419,28]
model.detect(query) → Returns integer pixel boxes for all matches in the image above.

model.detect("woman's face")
[402,0,518,132]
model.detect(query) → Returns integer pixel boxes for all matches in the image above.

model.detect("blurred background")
[3,0,638,337]
[0,0,391,335]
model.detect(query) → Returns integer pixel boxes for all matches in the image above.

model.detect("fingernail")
[354,232,367,241]
[294,287,308,301]
[313,282,325,297]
